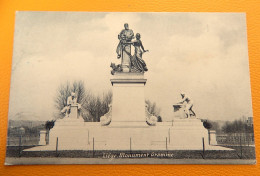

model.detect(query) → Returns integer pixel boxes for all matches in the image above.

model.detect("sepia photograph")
[5,12,255,165]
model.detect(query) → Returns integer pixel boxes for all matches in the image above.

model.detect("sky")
[8,12,253,121]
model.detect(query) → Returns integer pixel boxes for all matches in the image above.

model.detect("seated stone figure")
[61,92,81,118]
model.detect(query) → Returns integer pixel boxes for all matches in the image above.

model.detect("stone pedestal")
[69,105,79,119]
[27,121,232,151]
[48,125,88,149]
[55,105,84,126]
[209,130,218,145]
[169,119,209,149]
[38,130,47,145]
[48,104,85,147]
[110,72,148,127]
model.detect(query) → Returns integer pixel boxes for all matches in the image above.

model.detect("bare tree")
[54,81,88,120]
[83,91,113,122]
[221,118,253,134]
[102,91,113,115]
[54,81,113,122]
[54,81,71,119]
[210,121,221,133]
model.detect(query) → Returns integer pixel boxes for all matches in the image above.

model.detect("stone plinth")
[209,130,218,145]
[54,117,84,126]
[55,105,84,126]
[110,72,148,127]
[38,130,47,145]
[48,119,85,148]
[48,125,89,149]
[69,105,79,119]
[26,121,232,151]
[169,119,209,149]
[48,104,85,147]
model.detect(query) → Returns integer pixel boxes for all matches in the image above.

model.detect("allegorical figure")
[67,92,77,105]
[178,92,196,118]
[130,33,149,72]
[116,23,134,59]
[61,92,81,118]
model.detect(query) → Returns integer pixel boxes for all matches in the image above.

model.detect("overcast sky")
[8,12,253,121]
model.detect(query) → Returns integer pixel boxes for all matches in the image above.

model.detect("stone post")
[39,130,47,145]
[209,130,218,145]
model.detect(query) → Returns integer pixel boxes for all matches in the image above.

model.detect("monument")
[170,92,212,148]
[47,92,86,149]
[105,23,154,127]
[173,92,196,119]
[25,23,230,152]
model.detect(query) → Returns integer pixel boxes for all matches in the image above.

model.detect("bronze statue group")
[116,23,149,73]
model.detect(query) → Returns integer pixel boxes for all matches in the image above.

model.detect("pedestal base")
[109,121,149,128]
[48,117,86,148]
[110,72,148,127]
[25,119,230,151]
[55,117,84,126]
[169,119,209,149]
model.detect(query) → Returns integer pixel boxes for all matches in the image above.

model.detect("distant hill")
[8,120,46,128]
[8,111,48,121]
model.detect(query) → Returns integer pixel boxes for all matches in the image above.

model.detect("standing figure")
[116,23,134,59]
[130,33,149,72]
[178,92,196,118]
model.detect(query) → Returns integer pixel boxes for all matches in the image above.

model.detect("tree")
[157,116,162,122]
[45,120,55,131]
[203,120,212,129]
[102,91,113,113]
[210,121,221,133]
[221,119,254,134]
[83,91,113,122]
[54,81,71,116]
[54,81,113,122]
[54,81,89,120]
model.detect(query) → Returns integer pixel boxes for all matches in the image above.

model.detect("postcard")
[5,12,255,165]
